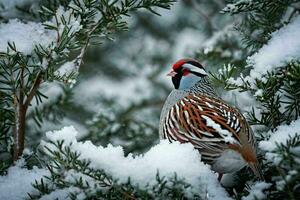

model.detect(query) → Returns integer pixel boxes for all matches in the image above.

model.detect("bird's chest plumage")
[159,89,189,138]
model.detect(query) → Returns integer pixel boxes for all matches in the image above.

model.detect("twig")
[24,71,43,109]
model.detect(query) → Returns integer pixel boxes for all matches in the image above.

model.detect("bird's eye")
[182,68,190,76]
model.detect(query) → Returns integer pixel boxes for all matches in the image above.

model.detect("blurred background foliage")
[0,0,234,157]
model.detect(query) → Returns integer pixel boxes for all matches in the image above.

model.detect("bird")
[159,58,263,180]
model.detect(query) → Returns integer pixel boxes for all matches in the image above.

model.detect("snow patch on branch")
[222,0,253,13]
[0,0,38,19]
[42,126,230,199]
[0,0,33,10]
[55,60,79,77]
[259,119,300,165]
[202,24,235,55]
[242,181,271,200]
[46,6,82,36]
[0,160,48,200]
[0,19,56,54]
[247,15,300,81]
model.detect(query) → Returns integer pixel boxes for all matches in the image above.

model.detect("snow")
[0,0,32,10]
[0,0,38,18]
[46,6,82,36]
[0,4,82,55]
[28,82,64,114]
[259,119,300,151]
[275,169,298,191]
[0,19,56,54]
[42,126,231,199]
[55,60,78,77]
[220,88,263,126]
[242,181,271,200]
[222,0,253,13]
[46,126,78,143]
[254,89,263,97]
[0,160,48,200]
[29,117,89,139]
[41,57,49,69]
[202,24,235,55]
[0,0,26,7]
[247,15,300,81]
[259,119,300,165]
[222,4,236,13]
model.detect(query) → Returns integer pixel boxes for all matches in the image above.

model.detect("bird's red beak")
[167,70,177,77]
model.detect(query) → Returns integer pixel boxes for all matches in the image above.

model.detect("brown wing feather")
[162,93,255,164]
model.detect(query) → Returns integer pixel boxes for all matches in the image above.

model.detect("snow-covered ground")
[0,19,55,54]
[0,160,48,200]
[0,126,230,200]
[259,119,300,165]
[247,15,300,81]
[242,181,272,200]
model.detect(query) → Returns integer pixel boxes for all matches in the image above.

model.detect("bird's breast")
[159,89,189,138]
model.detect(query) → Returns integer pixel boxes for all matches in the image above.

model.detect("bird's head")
[168,58,208,90]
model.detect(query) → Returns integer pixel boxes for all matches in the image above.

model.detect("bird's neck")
[178,74,201,90]
[179,75,218,97]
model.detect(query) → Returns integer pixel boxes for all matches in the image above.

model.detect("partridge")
[159,58,263,179]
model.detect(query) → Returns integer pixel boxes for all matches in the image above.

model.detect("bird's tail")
[249,162,264,180]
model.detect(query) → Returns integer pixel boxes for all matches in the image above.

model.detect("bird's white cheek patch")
[195,68,208,75]
[182,63,208,76]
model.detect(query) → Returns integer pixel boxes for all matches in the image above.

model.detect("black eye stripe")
[172,72,182,89]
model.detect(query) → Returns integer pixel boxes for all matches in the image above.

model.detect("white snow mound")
[0,19,56,54]
[0,161,48,200]
[248,15,300,80]
[43,126,230,199]
[259,119,300,165]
